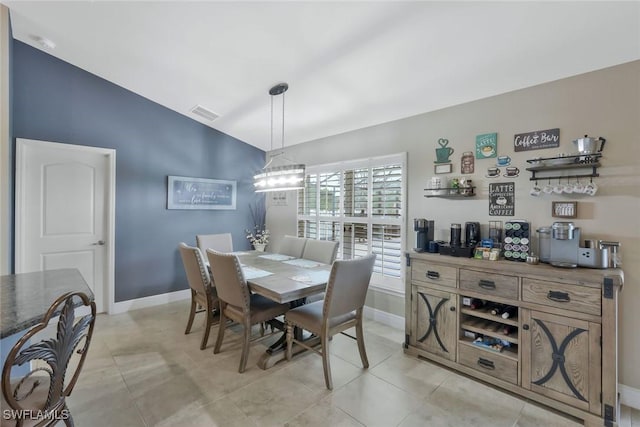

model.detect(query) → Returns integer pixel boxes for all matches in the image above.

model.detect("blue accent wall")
[11,41,266,302]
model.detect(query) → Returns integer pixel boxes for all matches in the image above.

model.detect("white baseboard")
[363,306,404,330]
[620,384,640,410]
[111,289,191,314]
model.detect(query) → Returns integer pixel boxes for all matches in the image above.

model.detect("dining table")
[227,250,332,369]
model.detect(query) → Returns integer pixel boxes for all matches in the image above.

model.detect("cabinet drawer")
[411,260,457,288]
[458,342,518,385]
[522,278,601,316]
[459,269,518,299]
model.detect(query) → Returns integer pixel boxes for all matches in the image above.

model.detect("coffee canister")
[537,227,551,263]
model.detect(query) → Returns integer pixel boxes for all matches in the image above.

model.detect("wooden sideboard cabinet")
[404,252,623,427]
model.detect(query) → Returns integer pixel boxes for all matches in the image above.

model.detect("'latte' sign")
[513,128,560,152]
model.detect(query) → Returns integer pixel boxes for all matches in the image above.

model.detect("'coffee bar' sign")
[513,128,560,152]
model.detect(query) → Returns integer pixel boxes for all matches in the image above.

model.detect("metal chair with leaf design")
[1,291,96,427]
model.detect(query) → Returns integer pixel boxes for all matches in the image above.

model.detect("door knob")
[92,240,105,246]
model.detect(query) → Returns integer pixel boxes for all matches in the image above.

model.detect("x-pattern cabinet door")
[411,285,457,361]
[521,309,602,415]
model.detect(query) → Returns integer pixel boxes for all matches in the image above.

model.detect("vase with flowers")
[246,227,269,251]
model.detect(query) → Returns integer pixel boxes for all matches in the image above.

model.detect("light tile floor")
[65,300,639,427]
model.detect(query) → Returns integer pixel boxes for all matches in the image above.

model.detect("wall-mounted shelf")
[526,153,601,181]
[424,187,476,198]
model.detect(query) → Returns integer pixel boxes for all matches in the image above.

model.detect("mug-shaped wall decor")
[435,138,454,163]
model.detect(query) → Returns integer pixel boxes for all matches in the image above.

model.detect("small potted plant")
[246,227,269,252]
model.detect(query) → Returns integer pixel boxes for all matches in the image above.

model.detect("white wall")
[266,61,640,389]
[0,5,10,275]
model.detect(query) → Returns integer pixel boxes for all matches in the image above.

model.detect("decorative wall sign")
[489,182,515,216]
[435,138,454,163]
[167,176,236,210]
[552,201,577,218]
[514,128,560,152]
[461,151,474,174]
[270,191,288,206]
[434,163,452,174]
[475,133,497,159]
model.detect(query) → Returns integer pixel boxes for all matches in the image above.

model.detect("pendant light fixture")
[253,83,305,192]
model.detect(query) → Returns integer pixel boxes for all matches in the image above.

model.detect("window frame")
[297,153,407,295]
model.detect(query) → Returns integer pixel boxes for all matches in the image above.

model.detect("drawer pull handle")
[426,271,440,279]
[477,357,495,370]
[547,291,571,303]
[478,280,496,290]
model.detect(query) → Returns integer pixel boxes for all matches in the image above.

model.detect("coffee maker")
[549,221,580,267]
[413,218,434,252]
[439,222,476,257]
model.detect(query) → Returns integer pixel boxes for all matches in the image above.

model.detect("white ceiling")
[4,1,640,152]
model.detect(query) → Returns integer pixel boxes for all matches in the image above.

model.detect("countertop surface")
[406,251,624,288]
[1,269,94,338]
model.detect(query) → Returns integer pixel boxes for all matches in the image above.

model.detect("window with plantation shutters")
[297,153,406,293]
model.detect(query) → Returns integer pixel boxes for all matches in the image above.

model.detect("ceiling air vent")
[190,105,219,121]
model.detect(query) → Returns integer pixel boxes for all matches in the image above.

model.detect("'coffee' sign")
[489,182,515,216]
[513,128,559,152]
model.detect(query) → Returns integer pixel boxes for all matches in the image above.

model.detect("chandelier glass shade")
[253,83,306,193]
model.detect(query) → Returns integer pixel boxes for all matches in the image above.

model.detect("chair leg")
[214,304,227,354]
[184,293,197,334]
[238,319,251,373]
[285,321,294,361]
[355,314,369,369]
[200,306,213,350]
[321,330,333,390]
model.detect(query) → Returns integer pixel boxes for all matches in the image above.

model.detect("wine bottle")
[502,325,513,335]
[469,298,485,310]
[488,303,504,316]
[501,305,517,319]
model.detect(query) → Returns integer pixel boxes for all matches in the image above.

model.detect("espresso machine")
[413,218,434,252]
[549,221,581,267]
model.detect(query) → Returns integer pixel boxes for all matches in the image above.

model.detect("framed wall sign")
[167,176,236,210]
[476,133,497,159]
[552,201,577,218]
[434,163,452,174]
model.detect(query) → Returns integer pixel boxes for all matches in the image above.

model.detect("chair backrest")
[196,233,233,254]
[279,235,307,258]
[206,249,250,310]
[302,239,339,264]
[179,242,211,295]
[2,291,96,421]
[324,254,376,319]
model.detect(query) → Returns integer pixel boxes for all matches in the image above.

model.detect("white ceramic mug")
[563,183,574,193]
[529,184,542,197]
[585,182,598,196]
[573,182,585,193]
[542,184,555,194]
[553,184,564,194]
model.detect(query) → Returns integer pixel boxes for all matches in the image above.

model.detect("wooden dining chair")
[285,254,376,389]
[278,235,307,258]
[196,233,233,254]
[179,242,220,350]
[2,291,96,426]
[206,249,290,373]
[301,239,339,265]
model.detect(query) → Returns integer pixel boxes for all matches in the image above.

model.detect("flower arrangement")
[245,226,270,245]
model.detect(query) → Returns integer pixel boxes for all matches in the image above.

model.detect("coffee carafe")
[413,218,434,252]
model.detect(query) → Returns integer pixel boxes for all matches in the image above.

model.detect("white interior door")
[16,139,115,313]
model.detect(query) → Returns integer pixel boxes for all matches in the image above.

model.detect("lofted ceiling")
[4,1,640,152]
